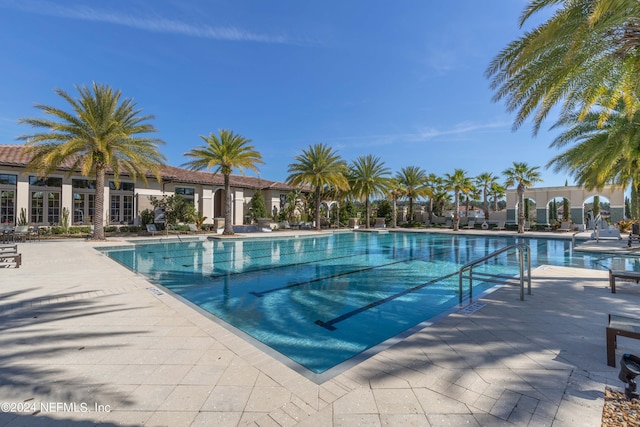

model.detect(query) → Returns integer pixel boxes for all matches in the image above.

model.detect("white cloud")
[0,0,295,45]
[318,120,511,150]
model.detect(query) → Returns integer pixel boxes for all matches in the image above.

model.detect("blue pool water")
[98,232,640,375]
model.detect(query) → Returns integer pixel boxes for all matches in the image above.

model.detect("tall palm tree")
[444,169,474,231]
[348,155,391,228]
[183,129,264,235]
[547,106,640,213]
[503,162,543,233]
[387,178,405,229]
[18,82,166,240]
[395,166,427,226]
[476,172,498,221]
[286,144,349,231]
[487,0,640,133]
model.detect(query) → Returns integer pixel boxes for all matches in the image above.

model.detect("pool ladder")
[458,243,531,305]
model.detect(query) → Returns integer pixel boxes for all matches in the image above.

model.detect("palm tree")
[18,82,166,240]
[387,178,405,228]
[444,169,474,231]
[503,162,543,233]
[476,172,498,221]
[395,166,427,226]
[547,106,640,211]
[486,0,640,133]
[183,129,264,235]
[348,155,391,228]
[286,144,349,231]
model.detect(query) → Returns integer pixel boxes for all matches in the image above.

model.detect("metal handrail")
[458,243,531,305]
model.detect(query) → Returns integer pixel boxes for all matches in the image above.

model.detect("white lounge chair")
[463,219,476,229]
[493,221,506,231]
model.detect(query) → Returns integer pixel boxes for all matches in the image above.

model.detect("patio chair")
[493,221,506,230]
[188,223,203,234]
[13,225,28,243]
[146,224,159,236]
[28,225,42,241]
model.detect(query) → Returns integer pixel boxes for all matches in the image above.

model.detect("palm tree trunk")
[428,198,434,222]
[392,195,397,228]
[315,186,321,230]
[365,198,370,228]
[483,189,489,221]
[409,197,413,225]
[223,174,234,235]
[93,167,106,240]
[518,184,525,233]
[453,192,460,231]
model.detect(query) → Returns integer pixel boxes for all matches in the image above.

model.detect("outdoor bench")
[607,314,640,367]
[0,244,18,254]
[0,252,21,268]
[609,269,640,293]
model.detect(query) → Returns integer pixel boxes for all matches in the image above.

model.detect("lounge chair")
[146,224,158,236]
[559,221,572,232]
[493,221,506,230]
[524,221,531,231]
[188,223,202,234]
[463,219,476,229]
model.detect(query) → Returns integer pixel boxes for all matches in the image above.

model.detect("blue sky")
[0,0,572,187]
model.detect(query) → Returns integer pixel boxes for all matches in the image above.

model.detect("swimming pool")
[98,231,640,378]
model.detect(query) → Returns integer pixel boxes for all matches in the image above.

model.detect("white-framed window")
[29,176,62,225]
[109,181,135,224]
[0,174,17,224]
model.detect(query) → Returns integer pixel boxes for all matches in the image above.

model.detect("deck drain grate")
[458,302,486,315]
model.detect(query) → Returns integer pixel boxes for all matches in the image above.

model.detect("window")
[73,179,95,224]
[175,187,195,205]
[29,176,62,187]
[29,176,61,225]
[0,190,15,224]
[0,174,17,185]
[72,179,96,189]
[0,174,17,224]
[109,181,134,224]
[109,181,135,191]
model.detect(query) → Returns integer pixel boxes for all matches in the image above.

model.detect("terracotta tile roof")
[0,144,301,191]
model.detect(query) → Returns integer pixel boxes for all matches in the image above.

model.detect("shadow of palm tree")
[0,288,152,420]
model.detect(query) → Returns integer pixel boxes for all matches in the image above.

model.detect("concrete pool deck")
[0,231,637,426]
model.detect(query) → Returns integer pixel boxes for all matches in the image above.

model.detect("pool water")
[98,232,640,376]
